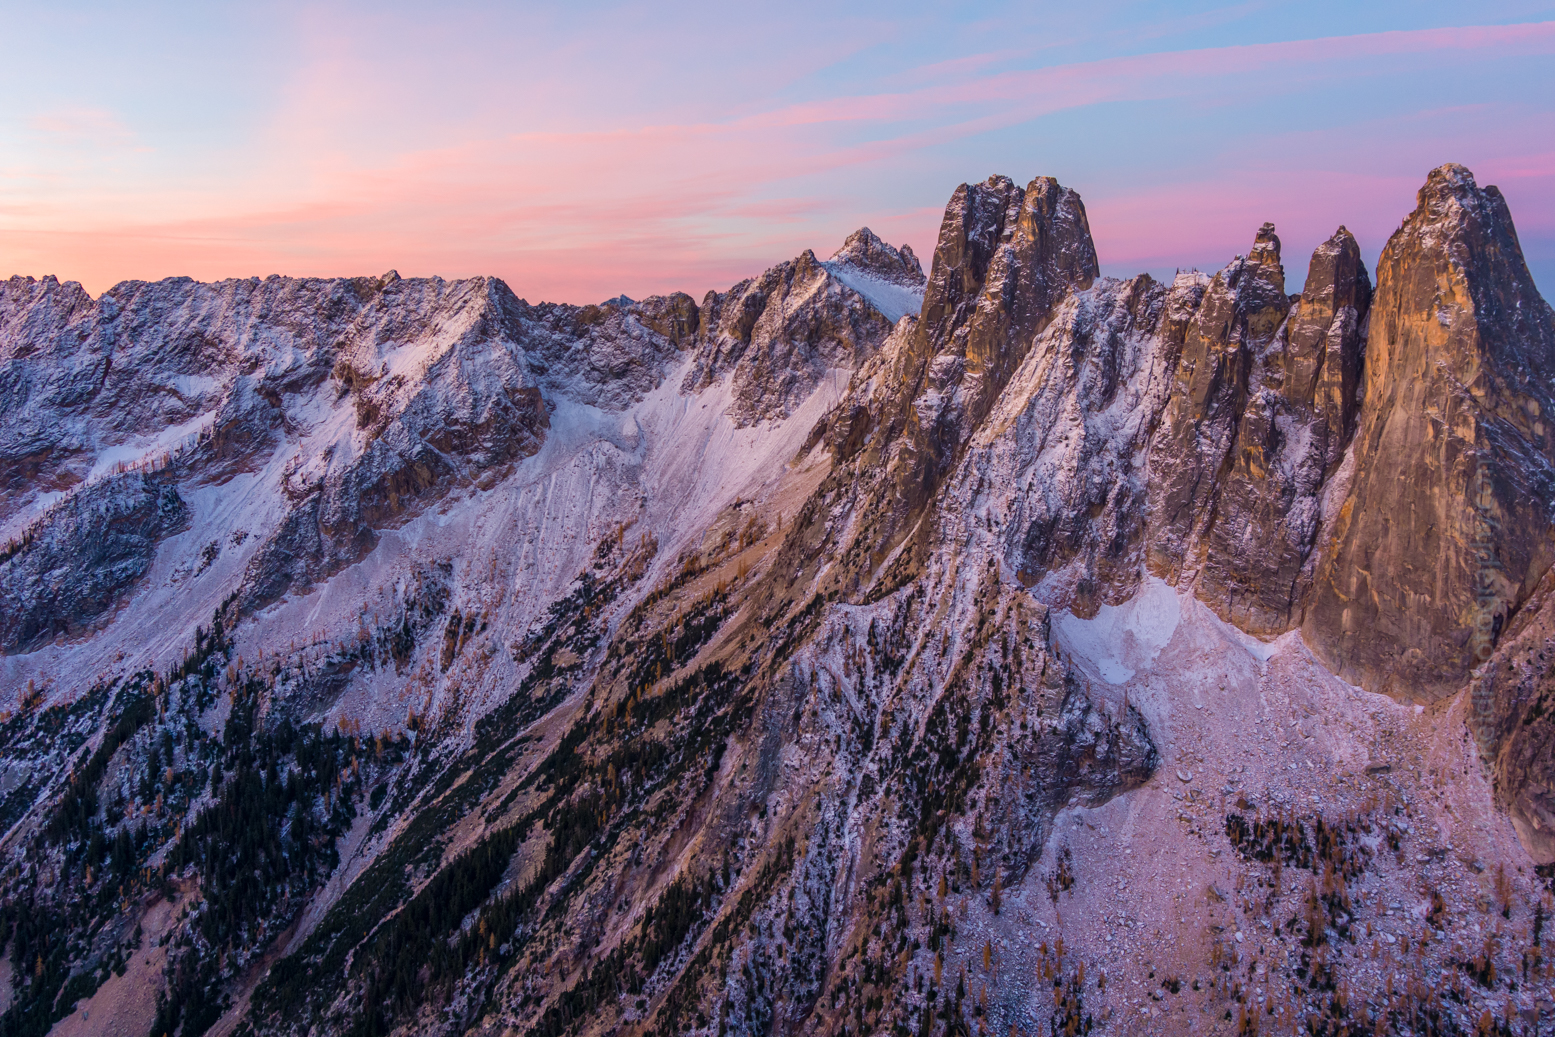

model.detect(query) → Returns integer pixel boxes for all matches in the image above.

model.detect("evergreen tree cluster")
[0,599,411,1037]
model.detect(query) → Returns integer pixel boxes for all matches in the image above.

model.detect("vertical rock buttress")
[1303,164,1555,702]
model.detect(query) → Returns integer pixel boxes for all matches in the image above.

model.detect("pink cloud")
[1087,139,1555,291]
[4,19,1552,302]
[27,107,137,146]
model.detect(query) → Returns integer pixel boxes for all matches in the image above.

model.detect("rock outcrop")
[1193,226,1372,634]
[1303,164,1555,701]
[519,289,697,409]
[826,226,924,288]
[0,471,188,652]
[683,244,899,425]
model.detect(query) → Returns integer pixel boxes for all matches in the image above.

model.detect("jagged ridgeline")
[0,168,1552,1037]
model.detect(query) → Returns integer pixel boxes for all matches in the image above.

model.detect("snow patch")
[85,411,216,483]
[823,263,925,324]
[1054,577,1287,688]
[1053,577,1181,684]
[1225,621,1284,663]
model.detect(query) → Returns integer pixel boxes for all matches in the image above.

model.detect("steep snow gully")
[1,170,1554,1037]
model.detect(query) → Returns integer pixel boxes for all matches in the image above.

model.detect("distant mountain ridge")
[0,166,1552,1037]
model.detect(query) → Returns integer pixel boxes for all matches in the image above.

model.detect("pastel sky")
[3,1,1553,302]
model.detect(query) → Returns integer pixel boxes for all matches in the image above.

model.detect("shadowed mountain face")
[1,166,1552,1037]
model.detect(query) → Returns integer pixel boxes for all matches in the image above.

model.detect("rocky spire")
[1283,225,1372,473]
[1191,226,1372,634]
[1302,164,1555,701]
[1250,221,1283,273]
[906,175,1099,458]
[1145,222,1292,585]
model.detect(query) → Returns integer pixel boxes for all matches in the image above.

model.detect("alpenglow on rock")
[0,165,1552,1037]
[1303,163,1555,701]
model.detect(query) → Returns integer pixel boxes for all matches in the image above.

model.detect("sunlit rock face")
[1,166,1553,1037]
[1303,164,1555,704]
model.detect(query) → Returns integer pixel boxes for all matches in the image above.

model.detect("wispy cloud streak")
[2,13,1551,300]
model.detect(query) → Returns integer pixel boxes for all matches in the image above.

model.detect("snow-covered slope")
[820,228,926,324]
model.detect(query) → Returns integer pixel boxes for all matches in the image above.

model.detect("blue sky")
[2,1,1552,301]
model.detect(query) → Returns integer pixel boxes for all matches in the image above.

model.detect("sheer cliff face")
[1191,227,1372,636]
[1303,164,1555,702]
[2,166,1554,1037]
[1473,568,1555,864]
[793,176,1100,602]
[976,272,1187,615]
[1145,223,1293,589]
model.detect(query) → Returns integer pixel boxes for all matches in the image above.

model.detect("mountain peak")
[827,227,926,288]
[1417,160,1480,212]
[1251,220,1282,273]
[1304,162,1555,704]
